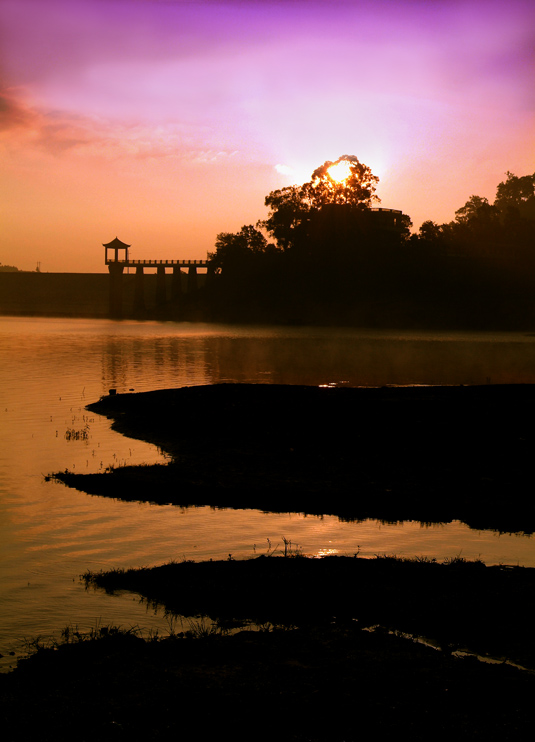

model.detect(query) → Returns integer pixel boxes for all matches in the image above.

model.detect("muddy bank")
[2,557,535,741]
[83,555,535,669]
[54,383,535,533]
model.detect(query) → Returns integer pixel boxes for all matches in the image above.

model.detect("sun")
[327,160,352,183]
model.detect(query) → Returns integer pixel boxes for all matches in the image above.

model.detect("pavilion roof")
[103,237,131,249]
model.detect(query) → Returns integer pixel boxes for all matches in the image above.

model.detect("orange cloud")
[0,87,91,152]
[0,88,37,131]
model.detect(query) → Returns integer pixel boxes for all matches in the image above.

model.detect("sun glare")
[328,160,352,183]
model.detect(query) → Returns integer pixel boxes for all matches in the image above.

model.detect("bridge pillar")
[108,262,124,319]
[172,266,183,303]
[134,266,145,315]
[206,262,215,288]
[187,264,198,293]
[156,265,167,306]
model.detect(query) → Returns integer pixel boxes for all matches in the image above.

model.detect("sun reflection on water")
[1,317,535,671]
[315,547,340,558]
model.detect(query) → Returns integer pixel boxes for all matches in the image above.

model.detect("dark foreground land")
[56,383,535,532]
[84,555,535,669]
[2,557,535,741]
[4,384,535,739]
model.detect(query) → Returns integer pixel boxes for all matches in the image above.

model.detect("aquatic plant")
[64,426,90,441]
[183,616,227,639]
[260,536,303,558]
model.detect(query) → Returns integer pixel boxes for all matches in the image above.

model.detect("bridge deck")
[105,259,209,268]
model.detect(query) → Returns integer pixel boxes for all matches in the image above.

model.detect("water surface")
[1,317,534,670]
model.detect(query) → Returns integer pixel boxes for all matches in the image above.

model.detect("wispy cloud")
[0,86,245,165]
[0,88,37,131]
[0,91,105,155]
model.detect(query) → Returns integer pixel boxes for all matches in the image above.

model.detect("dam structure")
[104,237,213,319]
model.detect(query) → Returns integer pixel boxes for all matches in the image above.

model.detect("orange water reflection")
[1,317,534,671]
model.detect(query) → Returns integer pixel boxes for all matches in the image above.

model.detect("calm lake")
[1,316,534,670]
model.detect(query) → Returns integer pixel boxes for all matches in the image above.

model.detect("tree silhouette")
[261,155,381,252]
[209,225,276,272]
[494,171,535,215]
[209,162,535,329]
[454,195,498,225]
[307,155,380,208]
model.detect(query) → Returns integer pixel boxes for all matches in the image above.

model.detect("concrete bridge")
[104,237,213,318]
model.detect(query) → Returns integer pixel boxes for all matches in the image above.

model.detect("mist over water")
[1,317,534,671]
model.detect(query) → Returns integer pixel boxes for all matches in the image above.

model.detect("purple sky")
[1,0,534,272]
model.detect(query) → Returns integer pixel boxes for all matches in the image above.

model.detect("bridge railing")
[105,258,209,266]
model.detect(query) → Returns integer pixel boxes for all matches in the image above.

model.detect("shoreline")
[53,383,535,534]
[2,555,535,740]
[82,553,535,670]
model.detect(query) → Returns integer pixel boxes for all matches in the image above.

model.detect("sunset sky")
[1,0,534,273]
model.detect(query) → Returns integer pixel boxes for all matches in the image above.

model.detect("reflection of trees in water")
[101,335,214,391]
[101,329,535,390]
[206,333,535,387]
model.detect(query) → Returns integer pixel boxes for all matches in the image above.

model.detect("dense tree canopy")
[261,155,381,252]
[454,195,498,225]
[307,155,380,208]
[208,162,535,329]
[410,171,535,259]
[208,225,275,272]
[494,172,535,215]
